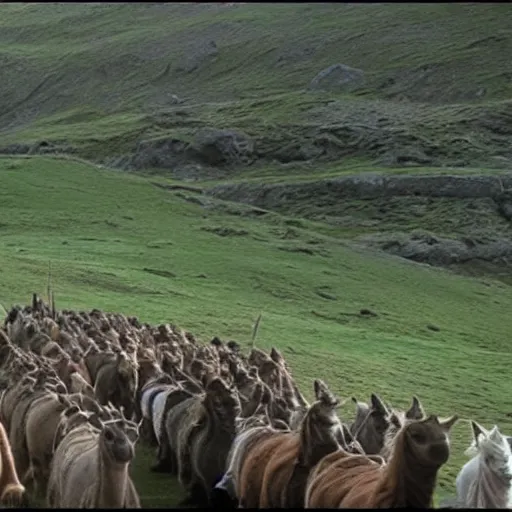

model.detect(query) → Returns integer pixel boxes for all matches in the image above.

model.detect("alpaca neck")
[241,397,259,418]
[305,435,340,468]
[211,407,237,438]
[84,353,106,382]
[381,445,438,507]
[300,417,340,468]
[141,368,161,389]
[77,359,93,385]
[280,373,299,409]
[97,452,129,508]
[469,455,512,508]
[291,380,309,409]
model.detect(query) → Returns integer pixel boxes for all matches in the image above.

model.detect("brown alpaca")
[379,398,427,460]
[47,405,141,508]
[231,425,281,508]
[0,372,37,431]
[9,377,55,483]
[0,420,27,507]
[238,379,344,508]
[305,414,458,508]
[23,391,73,493]
[258,379,345,508]
[91,350,139,419]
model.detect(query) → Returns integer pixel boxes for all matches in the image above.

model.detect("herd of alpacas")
[0,293,509,509]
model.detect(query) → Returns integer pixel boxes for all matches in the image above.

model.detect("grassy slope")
[0,3,511,164]
[2,156,512,505]
[2,2,510,104]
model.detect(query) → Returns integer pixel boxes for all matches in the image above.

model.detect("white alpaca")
[455,421,512,508]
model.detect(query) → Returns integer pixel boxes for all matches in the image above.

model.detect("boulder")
[309,63,365,92]
[189,128,254,166]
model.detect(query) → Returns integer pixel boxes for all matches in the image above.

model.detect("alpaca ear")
[439,414,459,431]
[64,405,81,418]
[406,396,425,419]
[313,379,322,398]
[370,393,387,415]
[270,347,280,360]
[489,425,502,441]
[470,420,488,444]
[389,412,402,429]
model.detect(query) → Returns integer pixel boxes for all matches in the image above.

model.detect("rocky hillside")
[205,172,512,277]
[1,3,512,281]
[0,3,511,174]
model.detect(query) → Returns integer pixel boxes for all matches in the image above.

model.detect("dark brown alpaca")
[213,401,276,508]
[151,385,196,474]
[186,378,241,506]
[239,379,267,418]
[350,394,425,456]
[88,350,139,419]
[305,414,458,508]
[349,393,390,455]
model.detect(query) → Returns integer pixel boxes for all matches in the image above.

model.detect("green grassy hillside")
[1,155,512,505]
[2,2,510,108]
[0,3,511,169]
[1,3,511,507]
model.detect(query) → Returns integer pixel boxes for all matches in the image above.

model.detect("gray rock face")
[309,63,365,92]
[207,173,512,208]
[189,128,254,166]
[0,143,32,155]
[176,40,218,74]
[105,127,254,177]
[0,141,75,156]
[207,172,512,270]
[359,231,512,266]
[271,142,324,163]
[129,138,189,170]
